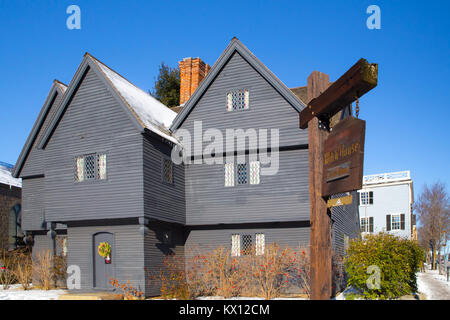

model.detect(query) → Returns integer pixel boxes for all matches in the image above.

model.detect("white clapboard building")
[358,171,415,239]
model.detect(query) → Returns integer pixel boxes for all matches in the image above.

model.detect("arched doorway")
[92,232,114,289]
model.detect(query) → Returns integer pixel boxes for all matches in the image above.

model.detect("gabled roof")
[170,38,307,131]
[38,53,178,150]
[12,80,67,177]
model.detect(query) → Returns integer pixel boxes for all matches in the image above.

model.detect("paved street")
[417,268,450,300]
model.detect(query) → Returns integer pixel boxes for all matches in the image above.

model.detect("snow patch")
[0,285,66,300]
[0,164,21,188]
[92,57,178,144]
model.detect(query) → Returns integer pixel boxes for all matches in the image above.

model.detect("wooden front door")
[93,232,114,289]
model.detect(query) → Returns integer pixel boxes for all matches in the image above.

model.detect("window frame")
[226,88,250,112]
[161,156,174,185]
[359,191,374,206]
[224,159,261,188]
[391,214,402,231]
[74,152,108,183]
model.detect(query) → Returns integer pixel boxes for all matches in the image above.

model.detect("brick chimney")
[179,57,211,105]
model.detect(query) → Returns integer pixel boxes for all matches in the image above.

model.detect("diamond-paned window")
[255,233,265,256]
[84,154,96,180]
[237,163,247,185]
[224,163,234,187]
[242,234,253,255]
[226,89,249,111]
[162,158,173,184]
[97,153,107,180]
[231,234,240,257]
[75,153,106,182]
[250,161,260,185]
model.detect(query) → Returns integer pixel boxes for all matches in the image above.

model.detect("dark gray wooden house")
[13,38,359,296]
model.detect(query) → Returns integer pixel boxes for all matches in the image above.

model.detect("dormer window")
[227,89,249,111]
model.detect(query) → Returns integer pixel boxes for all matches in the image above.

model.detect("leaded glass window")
[242,234,253,255]
[225,163,234,187]
[237,163,247,185]
[231,234,240,257]
[250,161,260,185]
[75,153,107,182]
[255,233,265,256]
[226,89,249,111]
[162,158,173,184]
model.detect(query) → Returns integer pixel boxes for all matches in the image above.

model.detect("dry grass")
[12,251,33,290]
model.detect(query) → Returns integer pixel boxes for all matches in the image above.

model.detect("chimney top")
[179,57,211,105]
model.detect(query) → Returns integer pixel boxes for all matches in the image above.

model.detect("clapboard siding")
[67,224,145,292]
[178,52,307,153]
[143,223,185,296]
[20,92,64,178]
[143,135,185,224]
[331,191,360,257]
[185,226,310,254]
[185,148,309,225]
[22,177,45,231]
[44,68,144,222]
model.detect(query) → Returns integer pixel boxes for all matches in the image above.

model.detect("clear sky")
[0,0,449,200]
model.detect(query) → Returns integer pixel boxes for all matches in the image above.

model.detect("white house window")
[391,214,401,230]
[231,234,241,257]
[162,158,173,184]
[360,191,374,205]
[224,163,234,187]
[75,153,107,182]
[250,161,260,185]
[227,89,249,111]
[255,233,265,256]
[361,217,374,233]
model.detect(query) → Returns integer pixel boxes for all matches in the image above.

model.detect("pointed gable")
[38,53,178,149]
[13,80,67,178]
[170,38,306,131]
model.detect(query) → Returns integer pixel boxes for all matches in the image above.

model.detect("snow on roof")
[0,163,22,188]
[54,80,68,93]
[89,55,178,144]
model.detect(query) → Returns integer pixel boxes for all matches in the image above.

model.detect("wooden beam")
[299,58,378,129]
[307,71,333,300]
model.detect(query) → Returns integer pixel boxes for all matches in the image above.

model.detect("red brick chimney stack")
[179,57,210,105]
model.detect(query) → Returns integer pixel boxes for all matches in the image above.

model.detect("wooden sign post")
[300,59,377,300]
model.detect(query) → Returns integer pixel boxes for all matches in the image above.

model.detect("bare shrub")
[149,243,311,299]
[109,278,144,300]
[0,250,17,289]
[12,251,33,290]
[32,250,53,290]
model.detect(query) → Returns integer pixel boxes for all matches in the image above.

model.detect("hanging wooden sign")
[322,116,365,197]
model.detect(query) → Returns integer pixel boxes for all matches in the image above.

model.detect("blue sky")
[0,0,449,200]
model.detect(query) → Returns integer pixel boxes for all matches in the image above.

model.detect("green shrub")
[344,233,424,299]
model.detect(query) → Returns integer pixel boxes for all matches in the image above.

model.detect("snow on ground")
[417,268,450,300]
[0,284,67,300]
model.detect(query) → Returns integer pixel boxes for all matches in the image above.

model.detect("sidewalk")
[417,267,450,300]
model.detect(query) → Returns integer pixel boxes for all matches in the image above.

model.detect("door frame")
[92,231,116,290]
